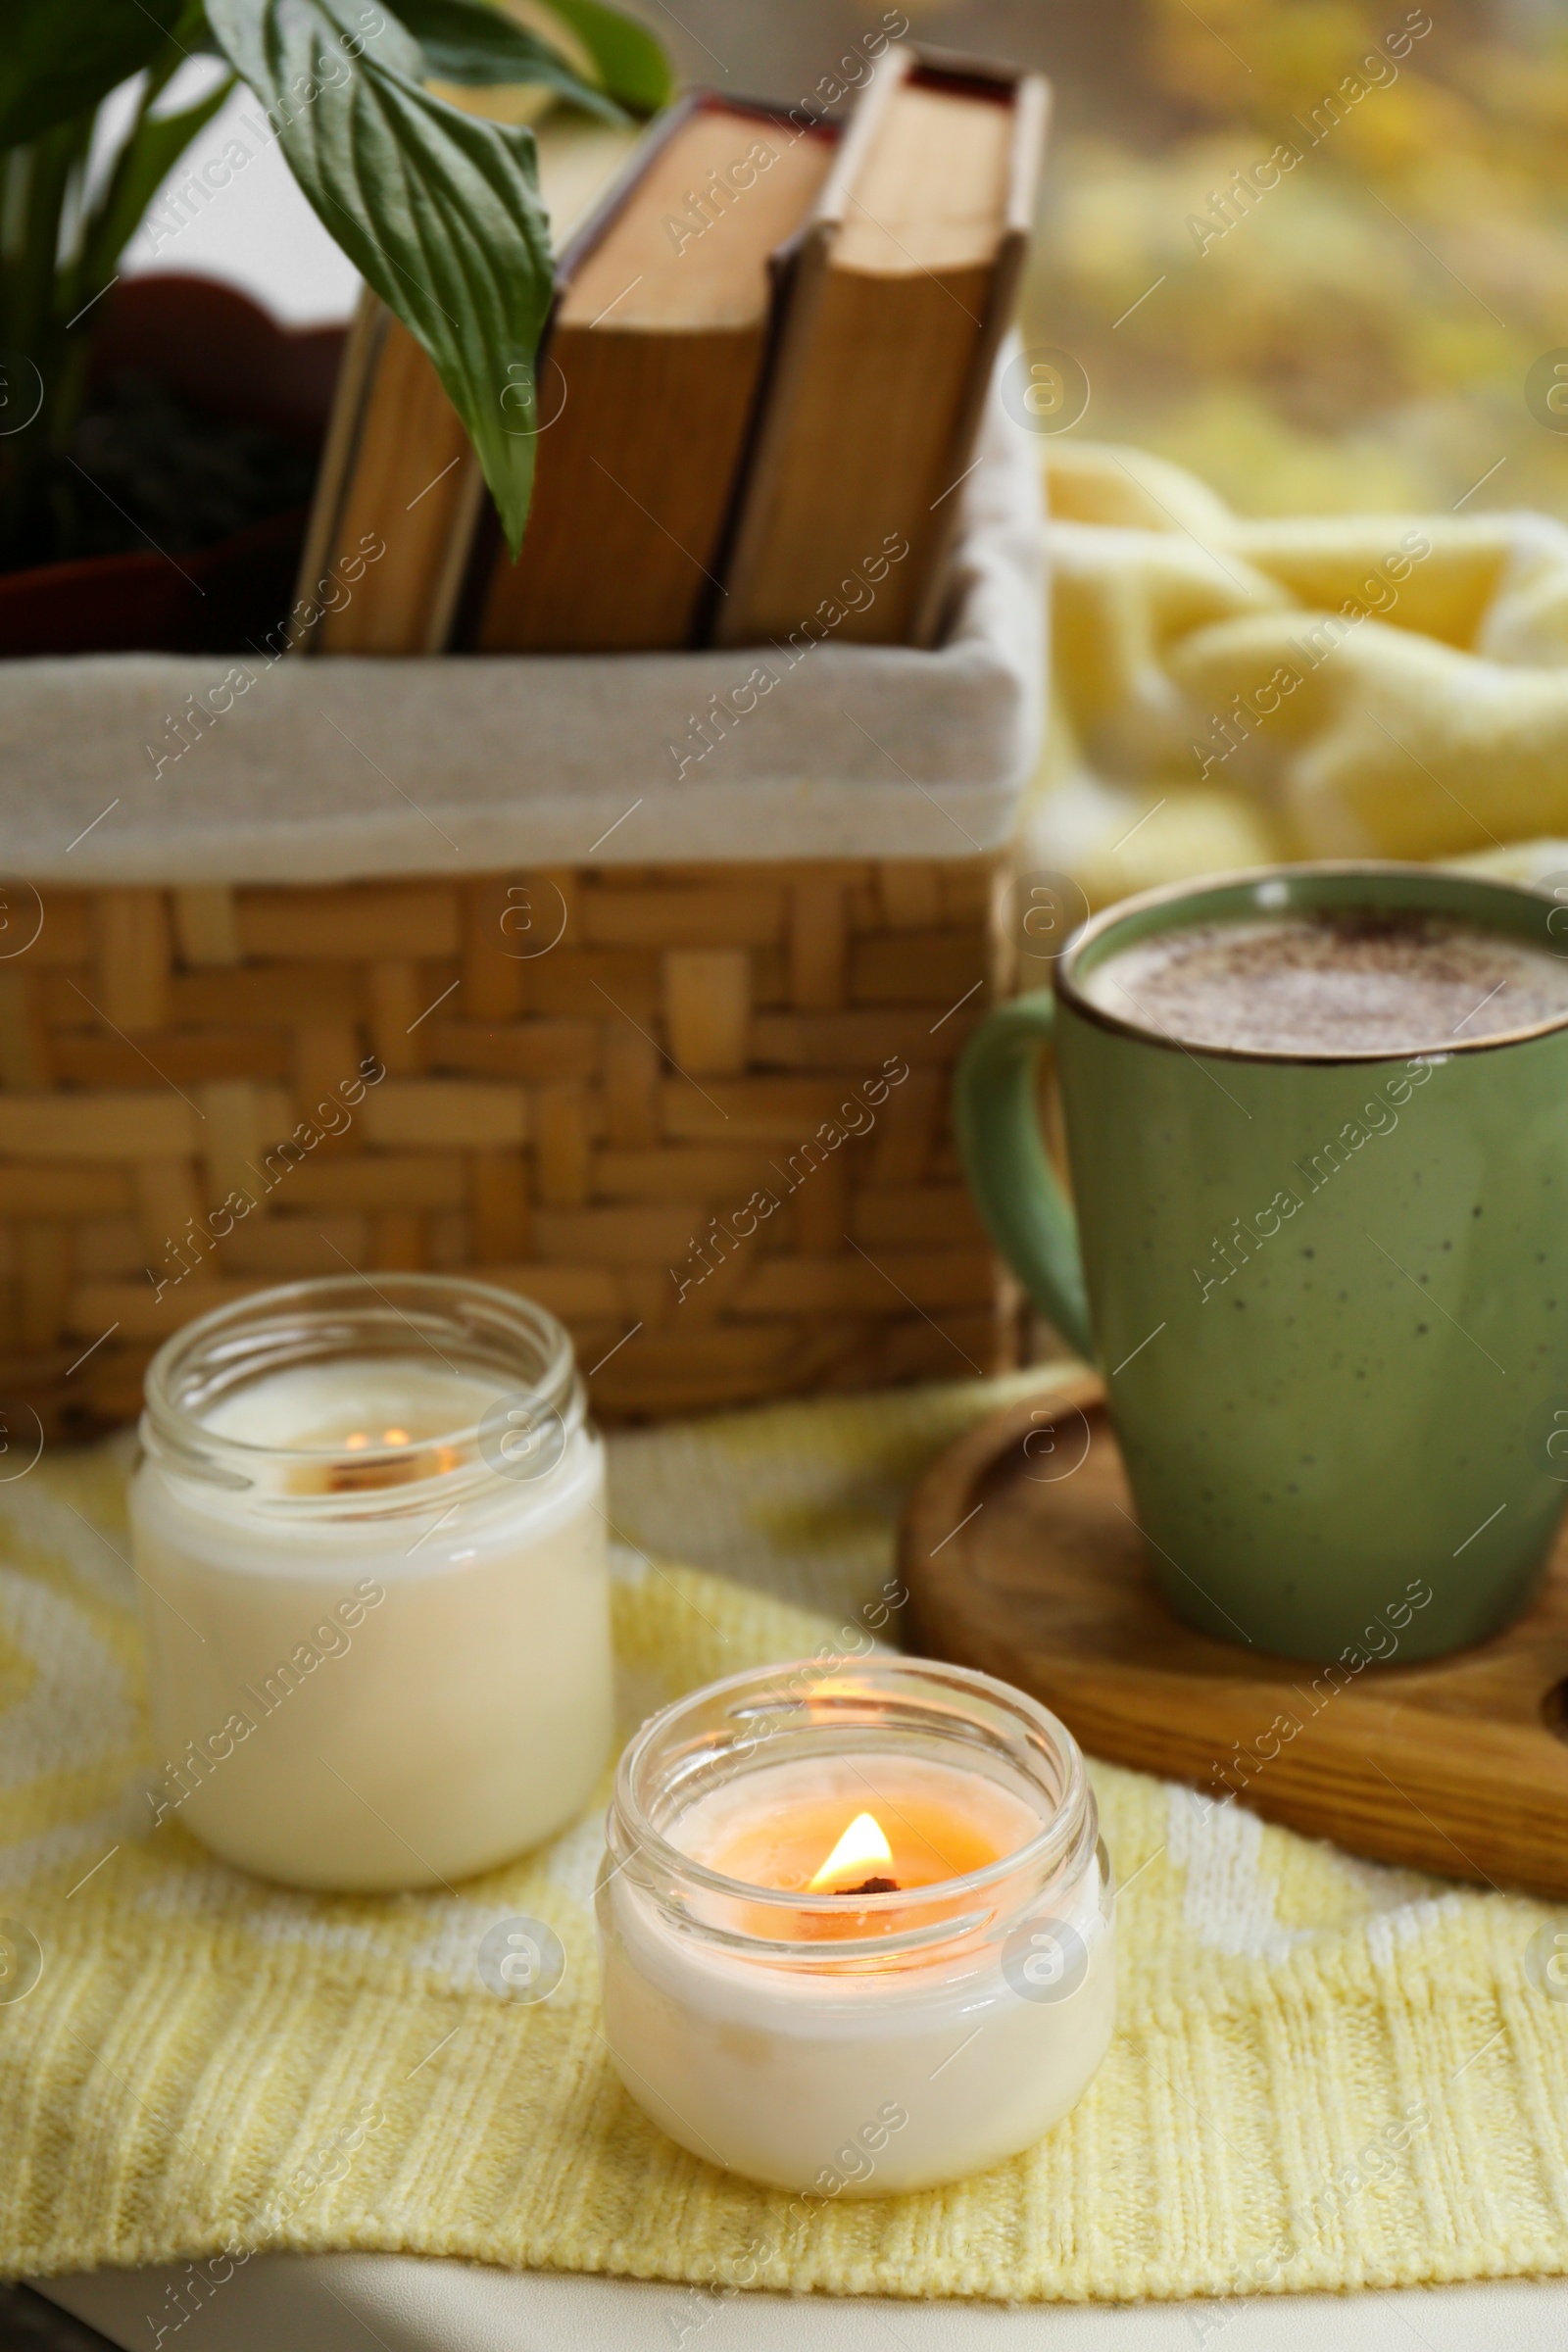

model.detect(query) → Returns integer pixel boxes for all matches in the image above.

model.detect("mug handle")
[954,990,1094,1361]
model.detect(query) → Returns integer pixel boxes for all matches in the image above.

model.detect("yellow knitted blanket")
[1030,439,1568,907]
[3,1370,1567,2302]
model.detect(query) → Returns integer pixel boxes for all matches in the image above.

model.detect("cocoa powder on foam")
[1079,912,1568,1056]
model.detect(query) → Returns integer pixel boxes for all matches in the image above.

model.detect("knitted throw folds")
[2,1375,1566,2300]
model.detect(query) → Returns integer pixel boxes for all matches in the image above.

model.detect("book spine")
[288,290,389,657]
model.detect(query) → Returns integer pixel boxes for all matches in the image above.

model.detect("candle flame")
[317,1426,453,1493]
[808,1811,894,1892]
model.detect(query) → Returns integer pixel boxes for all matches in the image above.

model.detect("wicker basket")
[0,857,1020,1434]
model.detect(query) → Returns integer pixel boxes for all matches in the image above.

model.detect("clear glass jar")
[596,1656,1114,2194]
[131,1274,611,1890]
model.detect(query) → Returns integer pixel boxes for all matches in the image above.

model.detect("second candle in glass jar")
[131,1275,612,1891]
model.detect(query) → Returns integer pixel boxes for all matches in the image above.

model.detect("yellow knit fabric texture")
[3,1373,1567,2301]
[1028,438,1568,909]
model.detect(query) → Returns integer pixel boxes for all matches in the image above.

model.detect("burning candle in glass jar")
[597,1660,1114,2195]
[131,1276,612,1892]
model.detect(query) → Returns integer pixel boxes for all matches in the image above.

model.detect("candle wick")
[838,1876,899,1895]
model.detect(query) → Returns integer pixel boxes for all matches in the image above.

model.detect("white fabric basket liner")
[0,384,1044,885]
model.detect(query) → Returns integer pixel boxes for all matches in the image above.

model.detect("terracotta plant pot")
[0,275,344,659]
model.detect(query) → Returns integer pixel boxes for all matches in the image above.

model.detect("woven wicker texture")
[0,859,1016,1431]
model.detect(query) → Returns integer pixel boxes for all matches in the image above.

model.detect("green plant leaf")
[206,0,555,554]
[536,0,672,114]
[393,0,627,121]
[0,1,171,149]
[74,74,239,305]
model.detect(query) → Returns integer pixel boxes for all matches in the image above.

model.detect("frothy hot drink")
[1078,909,1568,1055]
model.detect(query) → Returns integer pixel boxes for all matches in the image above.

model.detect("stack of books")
[295,45,1049,659]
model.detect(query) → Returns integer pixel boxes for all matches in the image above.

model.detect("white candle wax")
[598,1665,1114,2196]
[132,1341,612,1892]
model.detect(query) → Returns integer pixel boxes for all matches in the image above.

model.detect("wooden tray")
[901,1374,1568,1899]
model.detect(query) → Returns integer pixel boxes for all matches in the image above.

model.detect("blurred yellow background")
[1018,0,1568,517]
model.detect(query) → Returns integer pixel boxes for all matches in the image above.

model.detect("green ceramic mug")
[955,861,1568,1663]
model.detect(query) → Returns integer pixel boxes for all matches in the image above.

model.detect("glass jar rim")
[608,1654,1098,1959]
[140,1273,581,1503]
